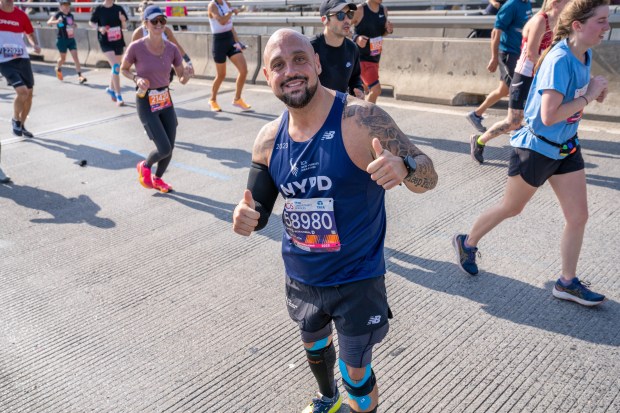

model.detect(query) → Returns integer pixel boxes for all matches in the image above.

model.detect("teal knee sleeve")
[112,63,120,75]
[339,359,376,411]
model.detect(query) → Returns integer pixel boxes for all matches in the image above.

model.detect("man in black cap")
[311,0,364,99]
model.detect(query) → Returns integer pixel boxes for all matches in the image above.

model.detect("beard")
[276,76,318,109]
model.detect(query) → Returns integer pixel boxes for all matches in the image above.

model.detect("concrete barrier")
[380,38,620,119]
[174,32,209,77]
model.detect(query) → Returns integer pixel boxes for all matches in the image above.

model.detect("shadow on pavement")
[28,138,141,170]
[384,247,619,347]
[175,141,251,169]
[0,184,115,228]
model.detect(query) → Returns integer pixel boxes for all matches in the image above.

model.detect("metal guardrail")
[18,2,620,29]
[15,0,490,9]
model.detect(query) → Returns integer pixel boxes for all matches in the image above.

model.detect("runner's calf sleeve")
[306,340,337,398]
[339,359,377,411]
[247,162,278,231]
[112,63,120,75]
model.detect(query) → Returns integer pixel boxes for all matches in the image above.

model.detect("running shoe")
[301,388,342,413]
[20,125,33,138]
[0,165,11,184]
[55,67,63,81]
[466,111,486,133]
[152,176,172,193]
[470,134,485,164]
[116,95,124,107]
[106,87,117,102]
[78,76,87,84]
[452,233,479,275]
[11,119,22,137]
[137,161,153,189]
[209,100,222,112]
[552,278,606,306]
[233,98,252,111]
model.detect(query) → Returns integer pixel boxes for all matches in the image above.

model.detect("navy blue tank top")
[355,4,386,63]
[269,92,386,287]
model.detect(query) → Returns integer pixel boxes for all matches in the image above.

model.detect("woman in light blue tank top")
[453,0,611,307]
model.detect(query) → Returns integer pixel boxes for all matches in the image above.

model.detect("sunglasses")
[149,16,167,25]
[327,10,355,21]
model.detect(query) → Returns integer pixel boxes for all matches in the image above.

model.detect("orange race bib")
[369,36,383,56]
[148,89,172,112]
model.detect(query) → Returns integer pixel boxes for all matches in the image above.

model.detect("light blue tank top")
[269,91,386,287]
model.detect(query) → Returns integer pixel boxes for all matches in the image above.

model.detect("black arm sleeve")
[247,162,279,231]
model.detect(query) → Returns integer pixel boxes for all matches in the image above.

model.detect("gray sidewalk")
[1,63,619,413]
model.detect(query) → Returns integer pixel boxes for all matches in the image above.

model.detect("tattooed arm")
[342,99,438,193]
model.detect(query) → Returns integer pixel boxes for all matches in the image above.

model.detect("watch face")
[404,155,416,172]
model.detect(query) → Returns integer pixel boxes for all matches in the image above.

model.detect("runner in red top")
[0,0,40,142]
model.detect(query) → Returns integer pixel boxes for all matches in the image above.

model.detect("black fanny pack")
[527,125,579,157]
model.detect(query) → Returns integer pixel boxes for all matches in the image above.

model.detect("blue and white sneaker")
[452,234,479,275]
[301,388,342,413]
[552,278,606,306]
[105,87,117,102]
[466,111,487,133]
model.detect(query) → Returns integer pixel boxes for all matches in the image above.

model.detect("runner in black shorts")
[207,0,251,112]
[465,0,532,133]
[89,0,128,106]
[234,29,438,413]
[0,0,41,143]
[454,0,611,307]
[470,0,568,164]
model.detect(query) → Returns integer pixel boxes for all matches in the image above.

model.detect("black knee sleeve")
[306,341,337,398]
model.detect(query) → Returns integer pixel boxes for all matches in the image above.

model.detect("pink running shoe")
[137,161,153,188]
[152,176,172,193]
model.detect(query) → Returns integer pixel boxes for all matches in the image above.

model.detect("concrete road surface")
[1,62,619,413]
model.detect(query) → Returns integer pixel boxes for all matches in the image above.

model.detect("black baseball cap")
[319,0,357,17]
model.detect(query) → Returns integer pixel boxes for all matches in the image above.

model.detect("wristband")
[580,95,589,105]
[183,53,191,63]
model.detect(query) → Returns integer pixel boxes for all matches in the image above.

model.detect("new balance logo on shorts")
[367,315,381,325]
[321,130,335,140]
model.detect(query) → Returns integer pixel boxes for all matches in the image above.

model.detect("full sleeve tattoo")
[344,102,438,190]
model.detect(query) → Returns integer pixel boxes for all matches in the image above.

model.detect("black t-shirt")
[54,11,76,39]
[311,33,362,96]
[90,4,128,48]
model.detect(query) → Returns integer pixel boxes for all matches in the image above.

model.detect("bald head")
[263,29,314,66]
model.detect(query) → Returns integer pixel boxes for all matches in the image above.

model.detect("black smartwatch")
[401,155,417,180]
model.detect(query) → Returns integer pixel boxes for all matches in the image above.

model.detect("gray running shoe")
[11,119,22,137]
[466,111,487,133]
[0,165,11,183]
[470,134,485,164]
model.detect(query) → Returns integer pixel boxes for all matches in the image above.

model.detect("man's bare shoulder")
[252,116,283,165]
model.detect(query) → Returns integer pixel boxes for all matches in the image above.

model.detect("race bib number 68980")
[283,198,340,253]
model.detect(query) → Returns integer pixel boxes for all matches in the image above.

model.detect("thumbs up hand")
[366,138,407,190]
[233,189,260,236]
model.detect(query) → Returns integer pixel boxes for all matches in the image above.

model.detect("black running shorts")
[508,146,585,188]
[508,72,533,110]
[0,58,34,89]
[498,51,518,88]
[211,30,241,64]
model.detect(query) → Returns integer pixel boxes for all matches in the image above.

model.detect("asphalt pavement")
[1,62,619,413]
